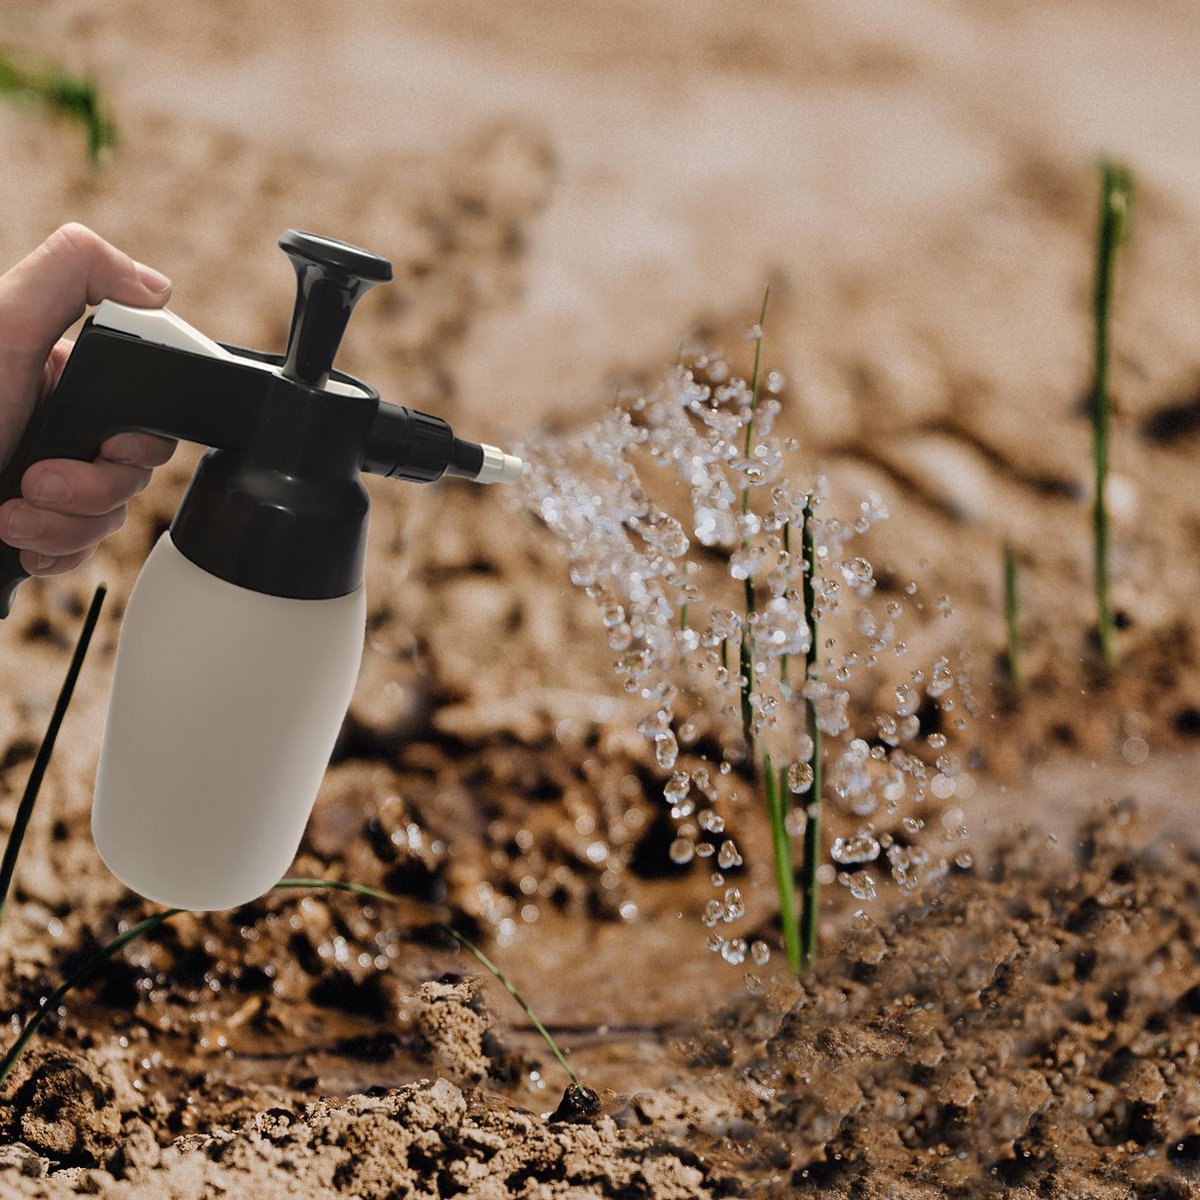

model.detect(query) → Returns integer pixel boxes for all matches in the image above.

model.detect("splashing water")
[516,340,977,963]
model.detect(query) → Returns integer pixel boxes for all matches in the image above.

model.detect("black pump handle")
[279,230,392,388]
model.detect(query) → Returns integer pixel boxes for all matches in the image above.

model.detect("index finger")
[99,432,177,470]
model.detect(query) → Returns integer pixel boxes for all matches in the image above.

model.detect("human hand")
[0,223,177,577]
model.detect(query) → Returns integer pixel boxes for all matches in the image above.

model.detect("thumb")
[0,223,172,369]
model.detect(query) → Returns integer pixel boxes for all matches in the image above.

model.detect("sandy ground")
[0,2,1199,1196]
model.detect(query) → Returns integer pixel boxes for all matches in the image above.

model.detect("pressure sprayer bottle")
[0,230,523,912]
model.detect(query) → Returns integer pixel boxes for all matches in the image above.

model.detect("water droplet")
[655,731,679,769]
[848,871,877,902]
[602,603,626,628]
[699,810,725,833]
[717,840,743,870]
[751,940,771,966]
[788,762,814,794]
[669,838,695,865]
[928,658,954,698]
[608,623,634,651]
[1122,736,1149,765]
[840,557,873,588]
[692,766,717,800]
[709,608,741,640]
[664,771,691,804]
[831,832,881,865]
[721,938,748,965]
[930,773,956,799]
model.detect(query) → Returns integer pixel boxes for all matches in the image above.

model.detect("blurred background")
[4,1,1200,828]
[3,0,1200,442]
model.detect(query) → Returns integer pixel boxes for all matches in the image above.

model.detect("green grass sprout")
[1004,537,1023,695]
[1,873,586,1095]
[1091,159,1133,669]
[732,290,807,975]
[780,520,792,693]
[799,493,822,969]
[0,50,116,165]
[0,908,178,1088]
[0,585,106,928]
[737,287,771,752]
[763,752,800,974]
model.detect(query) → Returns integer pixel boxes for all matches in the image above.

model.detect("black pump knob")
[279,230,393,387]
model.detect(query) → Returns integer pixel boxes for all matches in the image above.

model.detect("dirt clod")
[0,1050,122,1167]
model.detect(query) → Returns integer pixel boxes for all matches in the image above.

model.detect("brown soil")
[1,2,1200,1197]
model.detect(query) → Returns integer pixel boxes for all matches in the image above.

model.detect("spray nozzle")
[361,401,524,485]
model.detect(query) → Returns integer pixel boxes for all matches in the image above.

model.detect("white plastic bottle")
[0,233,523,913]
[92,532,366,911]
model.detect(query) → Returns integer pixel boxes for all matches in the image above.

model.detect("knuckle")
[47,222,98,259]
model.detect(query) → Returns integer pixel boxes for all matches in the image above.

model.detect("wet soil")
[1,1,1200,1196]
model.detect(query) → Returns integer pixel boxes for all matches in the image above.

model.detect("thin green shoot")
[0,585,106,929]
[800,493,822,968]
[740,287,771,506]
[780,520,792,693]
[1092,159,1132,670]
[0,51,116,165]
[737,288,771,757]
[276,879,584,1091]
[1004,537,1023,695]
[2,880,587,1097]
[0,909,179,1088]
[762,752,800,974]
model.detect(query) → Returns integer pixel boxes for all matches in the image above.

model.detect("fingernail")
[6,507,41,543]
[134,260,172,295]
[32,471,71,505]
[107,435,140,464]
[34,554,55,571]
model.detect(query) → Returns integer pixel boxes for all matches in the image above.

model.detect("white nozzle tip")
[476,444,526,485]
